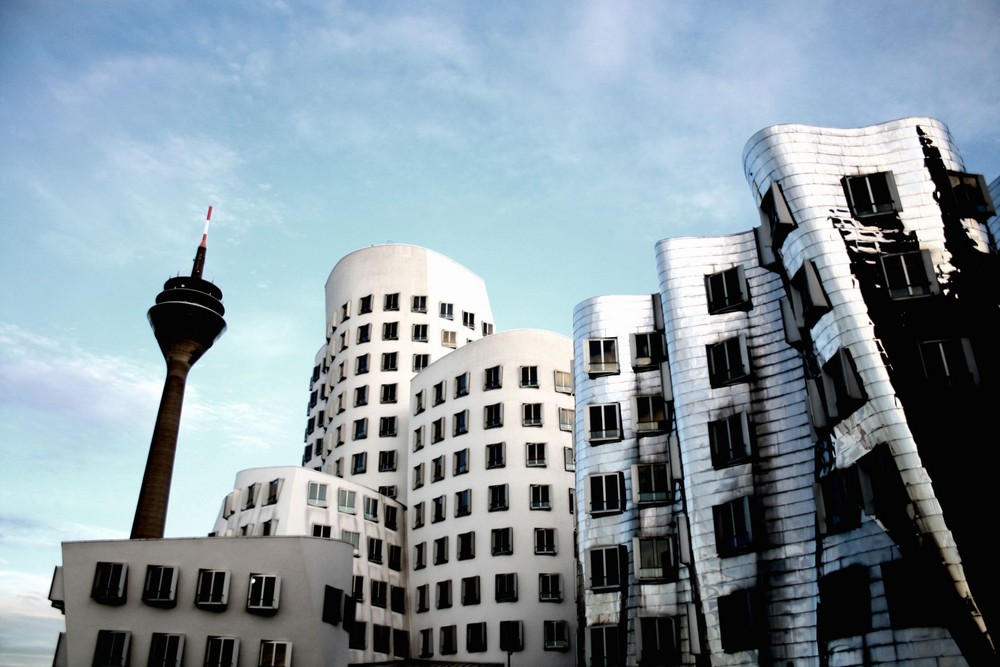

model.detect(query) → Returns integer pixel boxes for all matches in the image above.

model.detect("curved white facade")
[407,329,577,664]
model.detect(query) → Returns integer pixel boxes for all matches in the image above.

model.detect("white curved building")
[303,244,495,503]
[407,329,578,664]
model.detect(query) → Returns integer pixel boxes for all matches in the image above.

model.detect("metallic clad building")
[575,118,997,666]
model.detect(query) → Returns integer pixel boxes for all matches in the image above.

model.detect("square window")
[458,530,475,559]
[634,463,670,504]
[545,621,570,651]
[713,496,759,557]
[381,352,398,371]
[149,633,184,667]
[378,450,397,472]
[590,546,623,590]
[436,580,452,609]
[486,442,506,469]
[454,448,469,475]
[948,171,996,217]
[195,569,230,609]
[635,395,670,434]
[526,442,546,467]
[142,565,177,608]
[440,302,454,319]
[455,489,472,517]
[491,527,513,555]
[919,338,978,387]
[534,527,557,554]
[488,484,509,512]
[383,292,399,311]
[843,171,902,218]
[453,410,469,436]
[338,488,356,514]
[378,417,397,437]
[380,383,397,404]
[539,573,562,602]
[351,452,367,474]
[632,332,667,370]
[93,630,131,666]
[204,636,238,667]
[495,573,518,602]
[412,323,428,342]
[307,482,328,507]
[588,472,625,515]
[709,412,754,468]
[342,530,361,556]
[707,335,752,387]
[454,372,470,397]
[522,403,543,426]
[588,404,622,443]
[413,354,429,371]
[246,573,280,614]
[462,310,475,329]
[482,321,494,336]
[635,537,677,581]
[530,484,551,510]
[91,562,128,605]
[412,295,427,313]
[442,330,457,348]
[382,322,398,341]
[461,576,480,605]
[484,365,502,390]
[484,402,503,429]
[882,250,938,299]
[705,267,751,314]
[586,338,619,375]
[520,365,539,387]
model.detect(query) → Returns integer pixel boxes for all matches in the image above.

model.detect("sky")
[1,1,998,664]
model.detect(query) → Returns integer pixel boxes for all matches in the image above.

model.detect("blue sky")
[1,1,998,663]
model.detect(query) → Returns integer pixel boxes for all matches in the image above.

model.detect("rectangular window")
[919,338,979,387]
[707,335,752,386]
[432,494,446,522]
[713,496,758,557]
[530,484,551,510]
[522,403,543,426]
[381,352,398,371]
[149,633,184,667]
[821,347,868,419]
[363,496,379,522]
[634,463,670,504]
[378,416,397,437]
[93,630,131,666]
[434,536,449,565]
[706,266,751,314]
[436,580,452,609]
[357,323,371,344]
[453,372,470,397]
[370,579,387,608]
[246,574,280,614]
[462,576,480,605]
[484,365,502,389]
[388,544,402,571]
[491,527,513,555]
[354,385,368,407]
[465,622,486,653]
[204,636,238,667]
[634,395,669,434]
[432,417,445,443]
[307,482,328,507]
[338,488,356,514]
[520,365,539,387]
[378,450,397,472]
[266,478,281,505]
[590,546,623,590]
[843,171,902,218]
[631,332,667,370]
[382,321,398,340]
[486,442,505,469]
[537,573,563,603]
[462,310,475,329]
[355,353,370,375]
[818,565,872,640]
[525,442,546,467]
[352,574,364,602]
[432,455,446,482]
[588,404,622,442]
[559,407,574,432]
[142,565,177,607]
[243,483,258,510]
[391,585,406,613]
[312,524,331,538]
[554,370,573,394]
[342,530,361,556]
[195,569,230,609]
[413,354,429,371]
[372,625,390,654]
[351,452,367,474]
[453,410,469,436]
[414,543,426,570]
[453,448,469,475]
[359,294,373,314]
[338,331,348,352]
[482,321,494,336]
[639,617,679,665]
[495,573,517,602]
[563,447,575,471]
[383,292,399,311]
[413,464,424,491]
[455,489,472,517]
[484,402,503,428]
[489,484,509,512]
[719,588,763,653]
[380,383,397,404]
[440,625,457,655]
[353,418,368,440]
[881,250,938,299]
[545,621,570,651]
[588,472,625,515]
[948,170,996,217]
[635,537,677,581]
[413,425,424,451]
[534,528,557,554]
[412,295,427,313]
[418,628,433,658]
[348,621,366,650]
[91,562,128,605]
[412,323,428,342]
[440,302,454,319]
[709,412,754,468]
[586,338,619,375]
[442,330,457,348]
[458,530,475,559]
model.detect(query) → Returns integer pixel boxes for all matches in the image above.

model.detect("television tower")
[131,207,227,539]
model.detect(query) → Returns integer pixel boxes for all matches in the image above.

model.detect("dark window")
[588,473,625,515]
[948,171,996,217]
[359,294,373,314]
[522,402,543,426]
[484,402,503,428]
[436,580,452,609]
[391,585,406,614]
[818,566,871,640]
[455,372,469,396]
[461,576,480,605]
[349,621,367,650]
[488,484,509,512]
[432,417,445,443]
[843,171,902,218]
[454,448,469,475]
[539,573,562,601]
[353,418,367,440]
[378,417,397,437]
[372,624,391,654]
[495,573,517,602]
[383,292,399,311]
[322,586,344,625]
[355,353,369,375]
[91,562,127,605]
[586,338,619,375]
[881,559,947,629]
[204,636,238,667]
[354,385,368,407]
[713,496,758,557]
[195,569,229,610]
[149,633,184,667]
[881,250,938,299]
[706,266,751,314]
[520,365,539,387]
[759,180,796,250]
[590,546,624,590]
[382,322,398,340]
[526,442,546,467]
[440,302,454,319]
[634,395,669,434]
[432,456,445,482]
[462,310,475,329]
[370,579,387,608]
[718,588,763,653]
[707,335,752,387]
[484,365,502,389]
[453,410,469,436]
[381,352,397,371]
[639,617,679,666]
[534,528,556,555]
[351,452,367,474]
[491,527,513,555]
[367,537,383,563]
[545,621,570,652]
[412,295,427,312]
[357,323,371,344]
[393,630,409,659]
[500,620,523,652]
[636,537,677,581]
[418,628,433,658]
[456,490,472,517]
[246,574,280,614]
[709,412,754,468]
[588,404,622,443]
[142,565,177,608]
[352,574,364,602]
[432,494,446,522]
[416,584,428,612]
[93,630,131,666]
[635,463,670,505]
[486,442,505,468]
[434,536,448,565]
[380,383,397,404]
[458,531,475,559]
[631,332,666,370]
[530,484,551,510]
[919,338,979,387]
[440,626,457,655]
[817,468,861,535]
[412,324,428,341]
[590,626,620,667]
[388,544,402,571]
[821,347,868,419]
[413,354,429,371]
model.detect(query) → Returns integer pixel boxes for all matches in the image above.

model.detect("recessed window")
[307,482,328,507]
[816,468,862,535]
[432,494,446,522]
[412,323,428,342]
[382,322,398,341]
[433,380,446,406]
[338,488,356,514]
[590,546,623,590]
[418,628,433,658]
[434,536,449,565]
[432,455,446,482]
[634,395,670,434]
[534,528,557,554]
[818,565,871,640]
[342,530,360,556]
[412,295,427,313]
[520,365,539,387]
[526,442,546,467]
[458,530,475,559]
[354,385,368,407]
[588,404,622,443]
[461,576,480,605]
[530,484,551,510]
[948,171,996,218]
[482,321,494,336]
[881,250,938,299]
[91,562,128,606]
[563,447,575,472]
[499,620,522,653]
[353,418,368,440]
[453,410,469,436]
[440,302,454,320]
[357,323,371,344]
[707,335,752,387]
[484,365,502,390]
[713,496,758,557]
[491,527,513,555]
[383,292,399,311]
[204,636,239,667]
[454,372,469,397]
[363,496,379,521]
[436,579,452,609]
[388,544,402,571]
[93,630,131,667]
[413,354,429,371]
[635,537,676,581]
[412,464,424,491]
[488,484,509,512]
[522,403,543,426]
[586,337,619,375]
[431,417,445,443]
[495,573,518,602]
[462,310,475,329]
[352,574,364,602]
[378,417,397,438]
[484,402,503,428]
[414,543,426,570]
[246,574,280,615]
[142,565,177,608]
[455,489,472,517]
[631,332,667,370]
[639,617,679,665]
[634,463,670,504]
[381,352,398,372]
[705,266,751,314]
[559,407,574,432]
[370,579,387,608]
[149,633,184,667]
[355,354,370,375]
[486,441,505,468]
[544,621,570,651]
[709,412,754,468]
[359,294,373,314]
[338,331,348,352]
[390,585,405,613]
[352,452,367,474]
[195,569,230,610]
[758,180,796,250]
[919,338,978,387]
[266,478,281,505]
[539,573,562,602]
[442,330,457,348]
[349,621,366,651]
[440,625,457,655]
[379,383,397,404]
[719,588,763,653]
[372,624,390,654]
[843,171,902,218]
[454,448,469,475]
[242,484,258,510]
[554,370,573,394]
[312,524,331,538]
[588,472,625,515]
